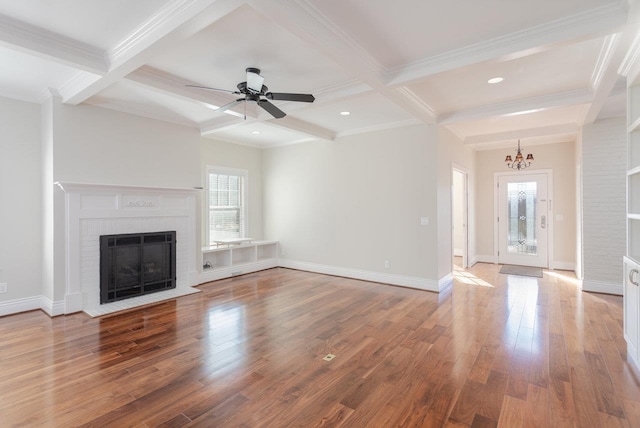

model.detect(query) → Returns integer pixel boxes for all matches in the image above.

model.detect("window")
[207,167,248,245]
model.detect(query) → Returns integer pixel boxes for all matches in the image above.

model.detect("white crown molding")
[464,124,579,146]
[107,0,219,66]
[58,71,102,103]
[249,0,385,79]
[591,34,620,91]
[386,3,629,86]
[619,27,640,83]
[394,87,437,122]
[438,88,593,125]
[336,119,421,139]
[0,13,106,73]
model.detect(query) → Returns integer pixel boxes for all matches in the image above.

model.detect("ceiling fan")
[186,67,315,119]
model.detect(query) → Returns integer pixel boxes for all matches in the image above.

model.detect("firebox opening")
[100,231,176,304]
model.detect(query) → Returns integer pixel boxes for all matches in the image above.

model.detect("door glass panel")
[506,182,537,255]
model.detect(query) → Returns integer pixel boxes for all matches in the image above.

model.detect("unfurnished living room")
[1,0,640,426]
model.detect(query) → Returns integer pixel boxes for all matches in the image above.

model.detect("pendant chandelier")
[505,139,534,170]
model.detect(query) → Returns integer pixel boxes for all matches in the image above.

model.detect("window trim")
[205,165,249,245]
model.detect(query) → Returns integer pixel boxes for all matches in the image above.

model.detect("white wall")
[201,139,264,244]
[263,124,440,285]
[54,102,201,187]
[475,141,577,269]
[582,117,626,294]
[0,96,42,304]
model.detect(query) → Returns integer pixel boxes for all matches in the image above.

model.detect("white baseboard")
[582,279,623,296]
[453,249,463,257]
[552,261,575,272]
[473,255,495,264]
[41,296,65,316]
[0,296,44,317]
[438,273,453,291]
[279,259,439,292]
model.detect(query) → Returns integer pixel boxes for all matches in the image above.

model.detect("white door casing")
[495,172,551,268]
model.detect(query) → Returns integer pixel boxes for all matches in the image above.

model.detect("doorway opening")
[494,171,552,268]
[452,167,469,270]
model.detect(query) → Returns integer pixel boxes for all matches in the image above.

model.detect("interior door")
[498,173,549,268]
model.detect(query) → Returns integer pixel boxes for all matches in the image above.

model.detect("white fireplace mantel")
[56,182,201,316]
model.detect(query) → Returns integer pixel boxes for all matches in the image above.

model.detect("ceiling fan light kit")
[186,67,314,119]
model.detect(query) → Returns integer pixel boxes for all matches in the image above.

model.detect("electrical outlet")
[0,283,7,293]
[384,260,390,269]
[420,217,430,225]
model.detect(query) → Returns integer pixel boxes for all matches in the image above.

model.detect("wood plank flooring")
[1,263,639,427]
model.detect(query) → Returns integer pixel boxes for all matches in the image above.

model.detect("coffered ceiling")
[0,0,637,149]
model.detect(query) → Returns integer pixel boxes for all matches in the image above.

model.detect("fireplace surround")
[56,182,200,316]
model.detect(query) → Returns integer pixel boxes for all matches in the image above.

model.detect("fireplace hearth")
[100,231,176,304]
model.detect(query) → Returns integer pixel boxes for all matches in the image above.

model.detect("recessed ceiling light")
[251,131,261,134]
[340,111,351,116]
[488,77,504,84]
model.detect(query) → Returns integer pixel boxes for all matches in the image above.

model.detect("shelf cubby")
[202,248,231,269]
[257,242,278,260]
[232,245,257,264]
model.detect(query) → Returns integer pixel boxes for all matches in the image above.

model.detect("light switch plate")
[420,217,429,225]
[0,283,7,293]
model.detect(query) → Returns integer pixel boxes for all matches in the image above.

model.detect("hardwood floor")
[1,264,639,427]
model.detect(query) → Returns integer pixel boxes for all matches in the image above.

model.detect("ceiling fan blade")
[246,68,264,93]
[266,92,315,103]
[258,99,286,119]
[185,84,239,94]
[216,98,245,113]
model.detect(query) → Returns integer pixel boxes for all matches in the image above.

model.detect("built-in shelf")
[200,240,278,283]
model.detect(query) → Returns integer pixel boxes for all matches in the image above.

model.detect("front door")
[497,173,549,268]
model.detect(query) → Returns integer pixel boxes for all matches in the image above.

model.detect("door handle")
[541,215,546,229]
[631,269,640,286]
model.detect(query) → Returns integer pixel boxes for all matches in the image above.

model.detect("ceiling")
[0,0,638,149]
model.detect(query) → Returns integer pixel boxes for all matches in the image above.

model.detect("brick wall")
[582,116,626,294]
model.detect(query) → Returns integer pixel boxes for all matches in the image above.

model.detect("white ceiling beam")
[463,124,579,146]
[61,0,245,105]
[265,116,335,141]
[582,31,634,124]
[438,88,593,125]
[247,0,437,124]
[199,112,334,142]
[126,66,245,118]
[386,2,630,87]
[199,115,259,136]
[0,13,106,74]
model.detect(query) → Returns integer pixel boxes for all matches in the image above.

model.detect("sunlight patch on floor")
[453,266,494,288]
[545,270,582,287]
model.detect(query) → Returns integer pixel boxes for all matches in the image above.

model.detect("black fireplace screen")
[100,231,176,304]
